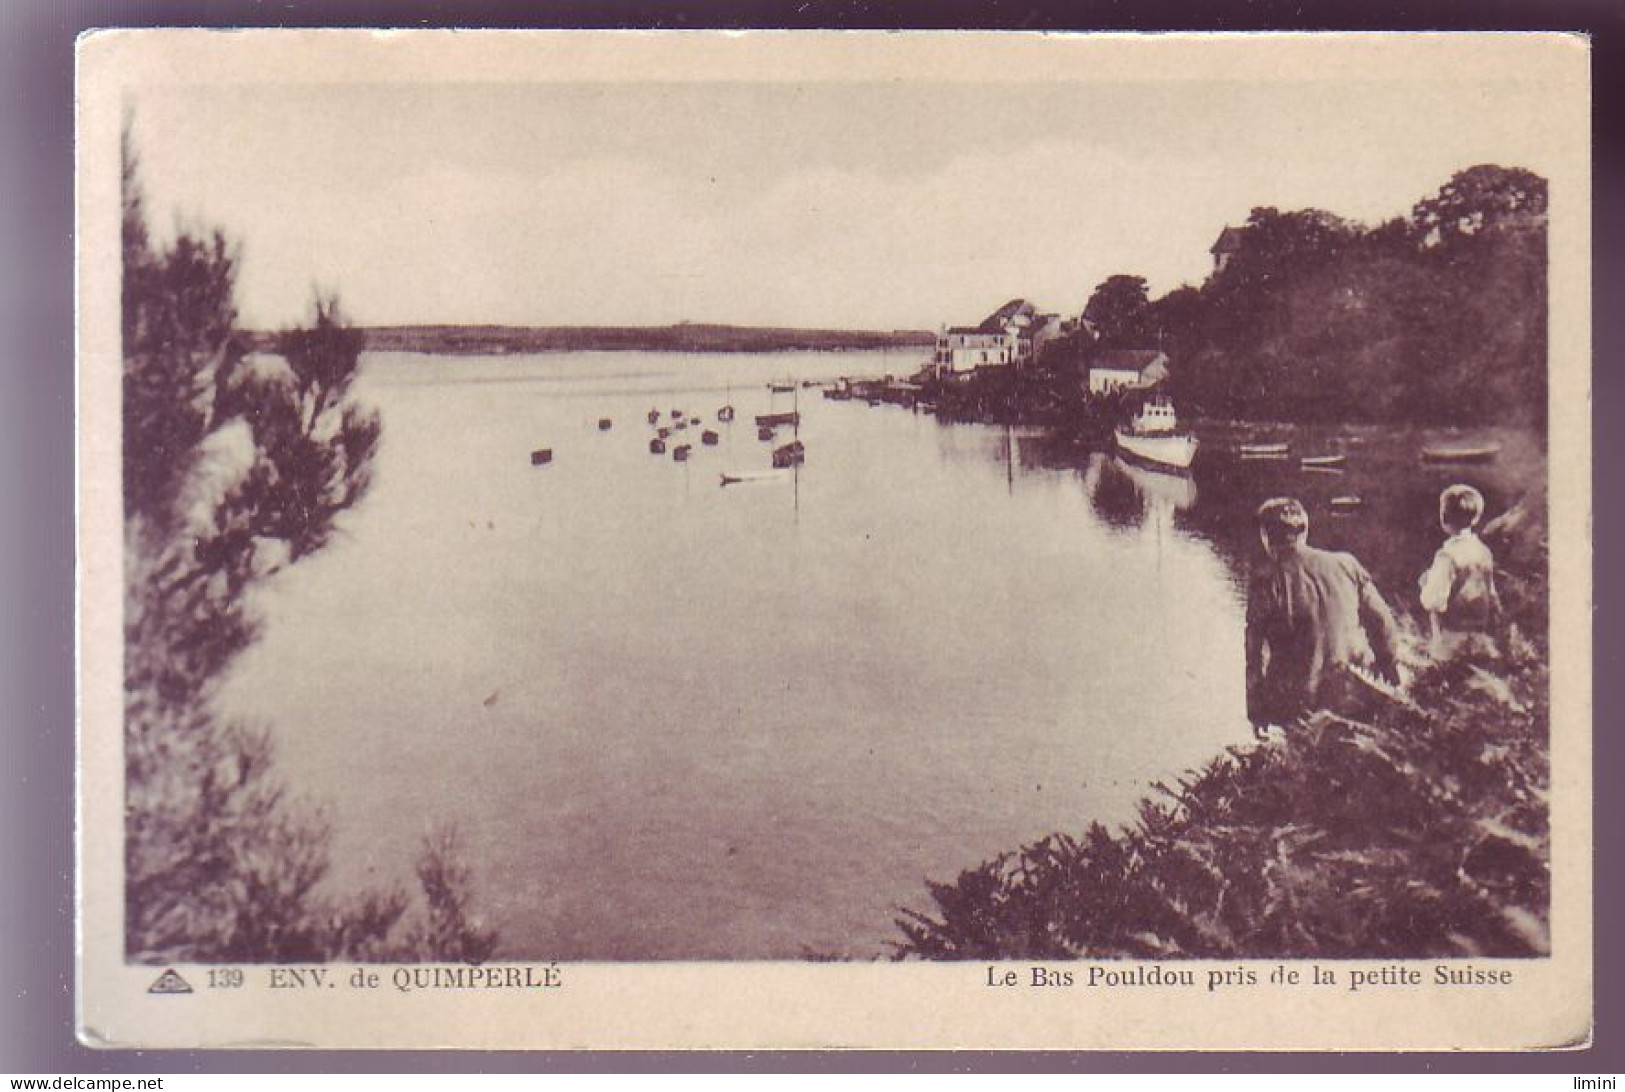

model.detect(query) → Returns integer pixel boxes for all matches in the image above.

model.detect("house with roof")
[932,299,1063,376]
[1211,225,1248,273]
[1087,349,1170,395]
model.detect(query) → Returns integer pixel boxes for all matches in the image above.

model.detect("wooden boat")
[757,426,775,442]
[657,426,671,439]
[674,420,688,431]
[670,409,683,420]
[1113,395,1198,471]
[755,411,799,428]
[1422,442,1501,464]
[1330,496,1363,510]
[768,382,796,394]
[646,409,660,425]
[1300,454,1347,469]
[649,438,666,455]
[1239,442,1290,457]
[673,444,692,462]
[719,469,788,486]
[530,448,553,466]
[1302,465,1346,475]
[772,440,806,469]
[701,429,720,446]
[717,405,735,422]
[598,418,613,431]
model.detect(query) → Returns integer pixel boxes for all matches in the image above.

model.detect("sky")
[128,72,1563,332]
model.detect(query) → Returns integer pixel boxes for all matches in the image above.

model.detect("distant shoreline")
[243,323,936,356]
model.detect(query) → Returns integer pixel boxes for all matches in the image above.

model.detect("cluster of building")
[927,225,1255,397]
[928,298,1169,397]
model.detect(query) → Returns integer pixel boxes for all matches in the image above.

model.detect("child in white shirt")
[1418,484,1502,659]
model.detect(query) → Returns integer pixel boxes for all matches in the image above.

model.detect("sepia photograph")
[74,30,1592,1050]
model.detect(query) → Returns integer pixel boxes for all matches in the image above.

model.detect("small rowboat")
[757,426,776,442]
[701,429,720,446]
[657,426,671,439]
[772,440,806,469]
[1239,442,1290,458]
[1330,496,1363,511]
[598,418,613,431]
[670,409,683,420]
[1300,454,1347,470]
[530,448,553,466]
[672,444,693,462]
[717,405,736,422]
[1422,442,1501,464]
[720,469,788,486]
[755,411,799,428]
[649,438,667,455]
[768,382,796,394]
[646,409,660,425]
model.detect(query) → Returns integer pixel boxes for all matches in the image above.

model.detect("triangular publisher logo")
[147,968,193,995]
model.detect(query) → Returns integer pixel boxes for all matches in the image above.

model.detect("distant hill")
[243,323,936,356]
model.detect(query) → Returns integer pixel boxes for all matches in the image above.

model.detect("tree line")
[1065,164,1548,427]
[122,128,496,963]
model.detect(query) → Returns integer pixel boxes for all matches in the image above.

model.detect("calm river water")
[218,349,1543,960]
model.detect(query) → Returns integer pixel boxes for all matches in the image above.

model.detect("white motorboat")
[1113,395,1198,471]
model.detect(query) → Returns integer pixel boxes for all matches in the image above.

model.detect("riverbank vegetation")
[896,505,1551,960]
[931,164,1547,432]
[122,130,496,963]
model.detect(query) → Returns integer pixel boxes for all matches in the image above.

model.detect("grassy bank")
[896,539,1550,961]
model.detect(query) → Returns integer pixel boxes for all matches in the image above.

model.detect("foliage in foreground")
[122,128,495,963]
[897,639,1549,960]
[896,532,1552,962]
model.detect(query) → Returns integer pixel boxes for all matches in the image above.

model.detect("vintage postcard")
[76,30,1591,1050]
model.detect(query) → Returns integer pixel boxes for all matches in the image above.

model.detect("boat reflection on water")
[1084,452,1199,532]
[1110,454,1198,513]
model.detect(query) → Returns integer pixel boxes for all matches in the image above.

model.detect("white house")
[933,300,1063,376]
[1087,349,1170,395]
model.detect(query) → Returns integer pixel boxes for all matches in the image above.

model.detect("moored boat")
[530,448,553,466]
[719,469,788,486]
[1239,442,1290,458]
[1300,454,1347,470]
[757,426,775,442]
[772,440,806,469]
[1421,442,1501,464]
[701,429,720,446]
[1113,395,1198,472]
[673,443,693,462]
[649,437,667,455]
[598,418,613,431]
[717,405,735,422]
[646,409,660,425]
[755,411,799,428]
